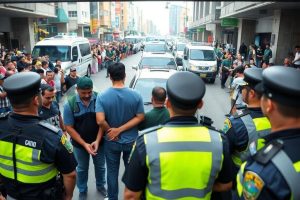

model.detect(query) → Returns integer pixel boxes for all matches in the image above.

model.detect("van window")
[72,46,78,61]
[190,49,215,61]
[32,46,71,62]
[79,43,91,57]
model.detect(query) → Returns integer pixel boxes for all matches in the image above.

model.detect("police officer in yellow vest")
[223,68,271,173]
[237,66,300,200]
[0,72,77,200]
[122,71,233,200]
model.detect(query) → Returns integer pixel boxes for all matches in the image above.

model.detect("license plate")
[200,73,207,78]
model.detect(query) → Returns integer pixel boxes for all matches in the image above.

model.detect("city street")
[71,51,231,200]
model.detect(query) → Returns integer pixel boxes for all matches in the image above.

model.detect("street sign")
[221,18,238,27]
[197,27,205,32]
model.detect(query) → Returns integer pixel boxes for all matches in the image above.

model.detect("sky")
[134,1,188,35]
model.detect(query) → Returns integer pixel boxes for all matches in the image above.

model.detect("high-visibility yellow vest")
[0,140,58,184]
[232,115,271,167]
[144,126,223,200]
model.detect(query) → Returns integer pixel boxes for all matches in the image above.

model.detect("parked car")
[132,52,181,72]
[142,41,167,53]
[129,68,177,112]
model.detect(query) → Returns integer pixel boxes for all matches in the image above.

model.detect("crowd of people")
[214,42,300,114]
[0,40,300,200]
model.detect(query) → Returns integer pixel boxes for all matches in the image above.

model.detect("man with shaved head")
[139,86,170,130]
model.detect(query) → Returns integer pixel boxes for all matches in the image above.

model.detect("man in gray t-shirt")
[96,62,144,200]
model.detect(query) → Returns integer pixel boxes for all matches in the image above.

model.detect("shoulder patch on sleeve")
[60,134,73,153]
[39,121,60,134]
[242,171,265,200]
[139,125,163,136]
[223,118,232,133]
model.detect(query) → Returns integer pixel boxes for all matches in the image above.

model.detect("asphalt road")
[68,51,231,200]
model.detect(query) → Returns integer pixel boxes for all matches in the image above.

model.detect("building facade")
[190,1,300,64]
[0,3,56,52]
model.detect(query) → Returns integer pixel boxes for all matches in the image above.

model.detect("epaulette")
[233,108,250,119]
[0,112,10,119]
[253,139,284,165]
[38,121,60,134]
[236,104,247,110]
[138,125,163,136]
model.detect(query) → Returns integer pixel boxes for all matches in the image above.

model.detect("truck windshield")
[32,46,71,62]
[190,49,215,61]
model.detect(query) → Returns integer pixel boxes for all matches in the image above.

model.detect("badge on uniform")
[243,171,264,200]
[223,118,232,133]
[60,134,73,153]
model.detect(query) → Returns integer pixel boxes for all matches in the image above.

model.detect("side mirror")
[132,66,137,70]
[177,66,184,71]
[183,55,187,60]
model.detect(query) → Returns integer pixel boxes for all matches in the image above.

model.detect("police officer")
[122,71,232,200]
[0,72,77,200]
[223,68,271,172]
[236,66,300,200]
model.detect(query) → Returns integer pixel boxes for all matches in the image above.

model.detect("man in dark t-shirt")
[39,84,66,134]
[64,67,79,91]
[138,87,170,131]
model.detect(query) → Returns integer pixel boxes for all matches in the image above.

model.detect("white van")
[182,42,217,83]
[32,35,92,77]
[124,35,143,54]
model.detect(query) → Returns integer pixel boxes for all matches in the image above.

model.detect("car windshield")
[190,49,215,61]
[134,78,167,103]
[140,57,176,69]
[177,44,186,51]
[144,44,166,52]
[32,45,71,62]
[146,37,155,42]
[125,38,138,44]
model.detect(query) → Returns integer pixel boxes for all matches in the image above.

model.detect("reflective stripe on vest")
[236,162,247,197]
[0,141,58,183]
[271,150,300,200]
[144,126,223,200]
[232,115,271,166]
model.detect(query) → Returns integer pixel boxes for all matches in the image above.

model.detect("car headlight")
[210,65,217,72]
[190,65,197,70]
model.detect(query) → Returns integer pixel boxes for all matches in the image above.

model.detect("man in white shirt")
[231,66,246,114]
[292,45,300,69]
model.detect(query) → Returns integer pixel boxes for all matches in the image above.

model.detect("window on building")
[68,11,77,17]
[68,2,76,5]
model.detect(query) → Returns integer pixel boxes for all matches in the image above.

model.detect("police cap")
[166,72,205,109]
[255,66,300,107]
[243,68,263,89]
[3,72,41,98]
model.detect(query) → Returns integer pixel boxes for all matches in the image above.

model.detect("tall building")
[189,2,222,44]
[169,5,182,35]
[99,2,112,41]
